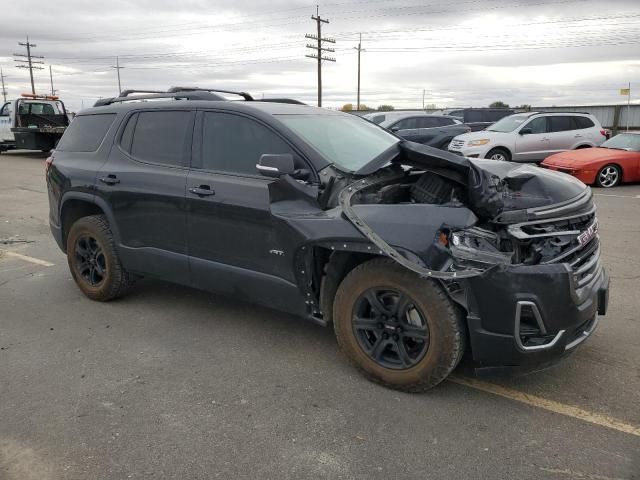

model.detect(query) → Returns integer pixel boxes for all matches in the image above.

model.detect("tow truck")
[0,93,70,153]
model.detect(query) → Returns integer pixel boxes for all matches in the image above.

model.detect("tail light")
[600,129,608,138]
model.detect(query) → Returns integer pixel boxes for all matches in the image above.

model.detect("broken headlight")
[448,227,513,269]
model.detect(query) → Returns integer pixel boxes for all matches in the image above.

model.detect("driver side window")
[523,117,548,134]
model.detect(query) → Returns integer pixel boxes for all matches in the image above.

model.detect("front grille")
[449,139,465,150]
[507,198,600,286]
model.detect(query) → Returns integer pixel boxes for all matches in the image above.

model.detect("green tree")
[377,104,395,112]
[489,101,510,108]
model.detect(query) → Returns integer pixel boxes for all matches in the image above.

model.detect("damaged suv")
[46,88,609,391]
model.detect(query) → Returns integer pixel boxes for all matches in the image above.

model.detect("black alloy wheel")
[74,235,107,287]
[352,288,430,370]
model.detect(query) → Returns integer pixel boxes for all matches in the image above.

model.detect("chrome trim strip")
[527,188,593,219]
[507,206,597,240]
[565,315,599,350]
[514,301,565,352]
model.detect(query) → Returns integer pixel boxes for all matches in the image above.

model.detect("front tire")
[333,258,466,392]
[595,164,621,188]
[66,215,134,301]
[485,148,511,162]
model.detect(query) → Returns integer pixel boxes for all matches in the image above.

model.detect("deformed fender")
[338,172,484,279]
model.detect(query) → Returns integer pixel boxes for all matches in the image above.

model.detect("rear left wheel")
[66,215,134,301]
[333,258,466,392]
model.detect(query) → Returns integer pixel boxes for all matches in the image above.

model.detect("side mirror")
[256,153,295,178]
[520,128,533,135]
[390,126,400,132]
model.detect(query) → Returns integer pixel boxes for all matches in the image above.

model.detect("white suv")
[448,112,607,162]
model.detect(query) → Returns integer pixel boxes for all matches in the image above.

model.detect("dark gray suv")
[46,88,609,392]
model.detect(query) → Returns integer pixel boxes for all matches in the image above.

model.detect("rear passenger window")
[129,111,190,166]
[199,112,293,175]
[574,116,595,129]
[394,118,418,130]
[56,114,116,152]
[415,117,439,128]
[436,117,455,126]
[549,116,575,132]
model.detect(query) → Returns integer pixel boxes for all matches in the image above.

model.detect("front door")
[186,110,308,314]
[0,102,14,142]
[95,109,194,284]
[514,116,550,162]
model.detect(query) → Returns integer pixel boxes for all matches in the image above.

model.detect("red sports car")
[542,132,640,188]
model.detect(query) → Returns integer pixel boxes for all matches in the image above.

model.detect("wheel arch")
[59,193,120,252]
[599,162,625,181]
[485,145,512,159]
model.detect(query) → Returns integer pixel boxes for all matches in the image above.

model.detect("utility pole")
[627,82,631,132]
[353,33,364,111]
[305,6,335,107]
[111,56,124,95]
[0,69,7,103]
[49,65,55,96]
[422,89,426,110]
[14,36,44,95]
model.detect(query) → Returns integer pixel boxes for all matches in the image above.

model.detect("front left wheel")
[333,258,466,392]
[66,214,134,301]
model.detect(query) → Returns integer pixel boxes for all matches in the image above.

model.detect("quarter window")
[574,116,595,129]
[56,114,116,152]
[549,116,576,133]
[199,112,294,175]
[129,111,191,166]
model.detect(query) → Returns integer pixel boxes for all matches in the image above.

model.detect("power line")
[13,36,44,95]
[305,6,336,107]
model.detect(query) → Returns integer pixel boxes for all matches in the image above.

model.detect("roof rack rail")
[167,86,254,101]
[93,90,228,107]
[258,98,306,105]
[119,89,167,97]
[527,111,592,115]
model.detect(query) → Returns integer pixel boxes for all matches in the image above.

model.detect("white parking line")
[448,376,640,437]
[1,251,54,267]
[593,193,640,199]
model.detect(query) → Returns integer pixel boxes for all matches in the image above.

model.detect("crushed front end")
[339,142,609,371]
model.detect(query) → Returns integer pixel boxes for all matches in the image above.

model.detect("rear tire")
[333,258,466,392]
[485,148,511,162]
[595,164,621,188]
[66,214,134,301]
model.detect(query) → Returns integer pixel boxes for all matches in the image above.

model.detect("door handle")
[189,185,215,196]
[99,174,120,185]
[574,134,583,138]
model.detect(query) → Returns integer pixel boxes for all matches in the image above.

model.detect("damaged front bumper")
[462,258,608,369]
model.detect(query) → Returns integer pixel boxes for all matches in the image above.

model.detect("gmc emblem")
[577,222,598,246]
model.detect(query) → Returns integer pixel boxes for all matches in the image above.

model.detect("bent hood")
[395,141,586,219]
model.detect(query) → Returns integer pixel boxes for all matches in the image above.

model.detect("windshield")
[278,114,399,171]
[486,114,530,132]
[601,133,640,151]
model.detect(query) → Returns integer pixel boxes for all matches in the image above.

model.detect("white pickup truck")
[0,94,70,153]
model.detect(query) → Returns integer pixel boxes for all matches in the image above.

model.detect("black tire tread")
[333,257,466,392]
[67,214,134,301]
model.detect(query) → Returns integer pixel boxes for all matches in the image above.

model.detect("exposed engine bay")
[336,142,598,280]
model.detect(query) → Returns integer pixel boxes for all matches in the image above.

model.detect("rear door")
[514,116,551,162]
[546,116,579,155]
[95,109,194,283]
[186,109,309,314]
[396,117,442,145]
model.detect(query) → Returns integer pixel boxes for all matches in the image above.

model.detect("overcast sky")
[0,0,638,111]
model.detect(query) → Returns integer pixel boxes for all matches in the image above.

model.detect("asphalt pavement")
[1,151,639,479]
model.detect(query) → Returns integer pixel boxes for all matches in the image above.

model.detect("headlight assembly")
[468,139,490,146]
[448,227,513,268]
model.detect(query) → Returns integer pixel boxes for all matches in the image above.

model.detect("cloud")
[1,0,638,111]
